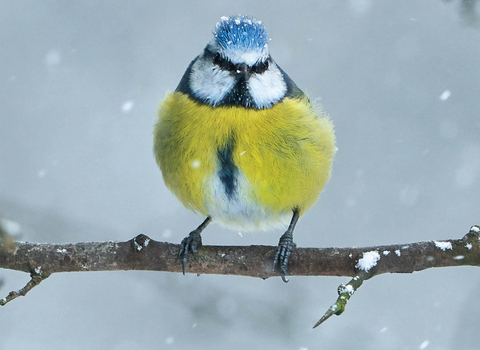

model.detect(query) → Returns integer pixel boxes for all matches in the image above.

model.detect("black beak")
[236,63,250,79]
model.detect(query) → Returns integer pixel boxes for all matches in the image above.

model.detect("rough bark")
[2,227,479,279]
[2,226,479,322]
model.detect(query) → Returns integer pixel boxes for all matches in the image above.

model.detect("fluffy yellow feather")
[154,92,335,229]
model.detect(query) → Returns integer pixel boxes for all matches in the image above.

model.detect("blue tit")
[154,15,335,282]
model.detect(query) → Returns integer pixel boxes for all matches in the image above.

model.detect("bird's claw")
[273,232,296,283]
[177,230,202,274]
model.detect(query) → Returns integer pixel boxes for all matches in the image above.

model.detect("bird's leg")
[177,216,212,275]
[273,209,299,283]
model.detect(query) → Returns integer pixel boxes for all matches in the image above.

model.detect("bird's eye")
[213,53,236,72]
[252,61,269,74]
[213,53,222,66]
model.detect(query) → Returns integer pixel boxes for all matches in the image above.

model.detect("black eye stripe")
[213,53,269,75]
[213,54,236,71]
[251,61,269,74]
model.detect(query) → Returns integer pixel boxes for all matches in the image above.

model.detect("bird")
[153,15,335,282]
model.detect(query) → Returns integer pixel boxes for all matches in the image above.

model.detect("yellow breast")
[154,92,335,230]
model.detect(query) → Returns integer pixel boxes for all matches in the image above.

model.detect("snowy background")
[1,1,480,349]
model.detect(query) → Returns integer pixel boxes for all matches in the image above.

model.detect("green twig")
[313,271,369,328]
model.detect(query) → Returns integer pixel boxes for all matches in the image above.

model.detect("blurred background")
[1,1,479,349]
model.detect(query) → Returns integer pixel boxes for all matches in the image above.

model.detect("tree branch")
[1,225,479,325]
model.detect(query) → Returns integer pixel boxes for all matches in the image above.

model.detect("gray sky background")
[1,1,480,349]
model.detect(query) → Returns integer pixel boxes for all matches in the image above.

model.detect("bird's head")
[179,15,291,110]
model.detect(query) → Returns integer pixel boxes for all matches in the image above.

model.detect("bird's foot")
[177,230,203,275]
[273,231,296,283]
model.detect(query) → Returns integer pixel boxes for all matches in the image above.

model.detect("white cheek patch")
[248,63,287,109]
[189,58,235,106]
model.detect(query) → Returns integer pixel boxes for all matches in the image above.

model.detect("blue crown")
[214,15,269,52]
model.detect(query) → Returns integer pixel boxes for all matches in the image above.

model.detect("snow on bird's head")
[212,15,269,65]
